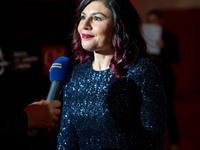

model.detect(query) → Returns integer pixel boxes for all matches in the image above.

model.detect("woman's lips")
[82,33,94,39]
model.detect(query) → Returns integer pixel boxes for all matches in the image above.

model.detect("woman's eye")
[93,16,102,21]
[80,15,86,20]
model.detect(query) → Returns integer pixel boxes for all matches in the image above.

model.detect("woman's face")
[78,1,114,53]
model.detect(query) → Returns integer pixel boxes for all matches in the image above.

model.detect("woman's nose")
[82,19,92,30]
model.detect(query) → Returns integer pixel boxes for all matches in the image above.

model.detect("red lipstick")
[82,33,94,39]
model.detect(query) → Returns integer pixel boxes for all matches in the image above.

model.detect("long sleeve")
[139,59,166,131]
[57,91,79,150]
[128,58,167,149]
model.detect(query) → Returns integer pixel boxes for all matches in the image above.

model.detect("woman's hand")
[24,100,61,128]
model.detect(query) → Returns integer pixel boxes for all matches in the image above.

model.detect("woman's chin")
[81,45,95,52]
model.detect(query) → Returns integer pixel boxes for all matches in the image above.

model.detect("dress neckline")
[89,60,110,73]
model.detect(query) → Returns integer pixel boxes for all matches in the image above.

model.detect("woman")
[57,0,166,149]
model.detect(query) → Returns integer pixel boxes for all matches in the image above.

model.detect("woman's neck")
[92,50,114,71]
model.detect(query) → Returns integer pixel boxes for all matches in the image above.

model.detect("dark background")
[0,0,76,107]
[0,0,76,149]
[159,9,200,150]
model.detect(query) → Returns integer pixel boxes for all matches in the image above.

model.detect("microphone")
[46,57,74,100]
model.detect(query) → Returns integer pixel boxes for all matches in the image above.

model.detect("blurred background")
[132,0,200,150]
[0,0,199,150]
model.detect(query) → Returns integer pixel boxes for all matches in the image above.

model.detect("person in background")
[57,0,167,149]
[146,10,180,150]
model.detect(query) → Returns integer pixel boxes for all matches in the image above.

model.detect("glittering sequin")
[57,58,167,150]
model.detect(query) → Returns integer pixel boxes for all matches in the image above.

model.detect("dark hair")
[71,0,147,77]
[147,10,163,20]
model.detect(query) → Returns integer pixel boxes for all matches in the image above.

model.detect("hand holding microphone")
[24,57,74,128]
[24,100,61,128]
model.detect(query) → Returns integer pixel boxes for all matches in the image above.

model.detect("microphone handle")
[46,80,63,100]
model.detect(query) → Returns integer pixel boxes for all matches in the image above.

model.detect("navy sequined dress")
[57,58,167,150]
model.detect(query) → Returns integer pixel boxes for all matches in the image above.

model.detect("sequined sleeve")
[128,58,167,149]
[57,92,79,150]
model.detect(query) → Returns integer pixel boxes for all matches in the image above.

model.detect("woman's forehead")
[82,1,112,15]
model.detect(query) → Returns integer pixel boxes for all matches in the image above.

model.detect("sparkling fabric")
[57,58,167,150]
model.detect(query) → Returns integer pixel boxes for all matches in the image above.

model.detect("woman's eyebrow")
[92,12,107,18]
[81,11,108,18]
[81,12,86,15]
